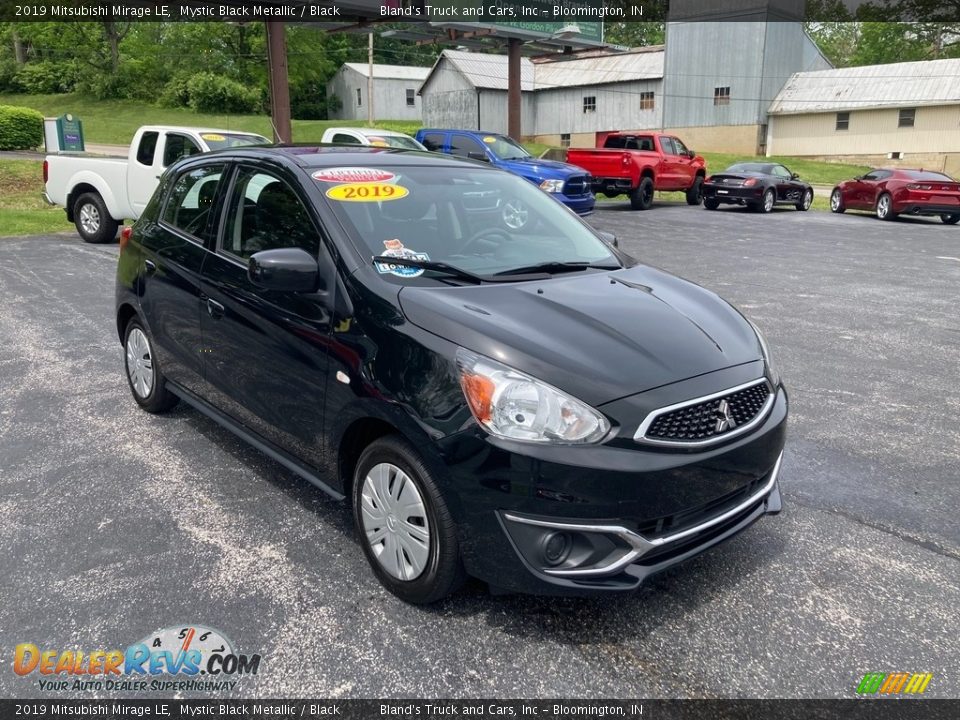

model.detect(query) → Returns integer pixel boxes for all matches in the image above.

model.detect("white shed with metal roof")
[327,63,430,121]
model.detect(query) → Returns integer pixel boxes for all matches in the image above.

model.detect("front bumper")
[439,368,788,596]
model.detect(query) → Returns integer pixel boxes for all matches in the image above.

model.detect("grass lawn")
[0,159,73,237]
[698,151,870,187]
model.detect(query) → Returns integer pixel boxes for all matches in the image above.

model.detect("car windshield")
[482,135,531,160]
[317,165,618,281]
[201,132,270,150]
[725,163,772,174]
[902,170,955,182]
[366,134,423,150]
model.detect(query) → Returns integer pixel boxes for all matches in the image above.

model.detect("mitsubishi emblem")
[715,399,737,433]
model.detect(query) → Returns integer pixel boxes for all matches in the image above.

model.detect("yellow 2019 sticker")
[201,133,226,142]
[482,136,496,143]
[326,183,408,202]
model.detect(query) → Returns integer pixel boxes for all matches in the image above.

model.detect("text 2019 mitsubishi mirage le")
[116,146,787,603]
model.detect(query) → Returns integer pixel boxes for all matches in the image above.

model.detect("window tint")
[136,131,159,166]
[671,137,689,156]
[659,137,677,155]
[862,170,891,181]
[163,134,201,167]
[161,164,224,243]
[771,165,792,178]
[221,168,319,261]
[332,133,361,145]
[902,170,953,182]
[448,134,486,159]
[420,133,445,151]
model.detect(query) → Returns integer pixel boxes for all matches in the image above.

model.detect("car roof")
[418,129,505,137]
[326,127,414,138]
[140,125,266,137]
[194,144,491,170]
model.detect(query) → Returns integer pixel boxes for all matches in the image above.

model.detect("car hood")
[498,157,586,179]
[397,265,762,406]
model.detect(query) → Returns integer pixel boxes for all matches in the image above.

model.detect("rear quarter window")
[160,164,225,244]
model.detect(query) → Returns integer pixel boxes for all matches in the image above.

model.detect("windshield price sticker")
[483,136,497,143]
[200,133,226,142]
[312,167,395,183]
[326,183,408,202]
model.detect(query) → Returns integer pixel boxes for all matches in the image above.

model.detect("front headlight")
[539,179,565,193]
[456,349,610,444]
[748,320,780,386]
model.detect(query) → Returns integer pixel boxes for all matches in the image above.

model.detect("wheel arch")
[66,172,123,222]
[116,302,139,343]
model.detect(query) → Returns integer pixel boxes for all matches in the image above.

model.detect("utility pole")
[367,32,374,126]
[507,37,521,140]
[265,22,292,143]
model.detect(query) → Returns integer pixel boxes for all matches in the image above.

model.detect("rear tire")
[830,188,845,213]
[703,198,720,211]
[73,192,118,244]
[876,193,897,221]
[796,188,813,211]
[629,177,655,210]
[685,176,703,206]
[123,319,178,413]
[353,435,466,604]
[940,213,960,225]
[759,188,776,214]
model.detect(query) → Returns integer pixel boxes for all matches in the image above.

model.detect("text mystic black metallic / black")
[116,146,787,603]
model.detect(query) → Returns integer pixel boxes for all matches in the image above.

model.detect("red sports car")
[830,168,960,224]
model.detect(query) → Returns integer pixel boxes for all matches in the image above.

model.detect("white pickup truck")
[320,126,425,150]
[44,125,268,242]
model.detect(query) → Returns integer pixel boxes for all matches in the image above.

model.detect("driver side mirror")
[791,172,799,180]
[248,248,324,293]
[687,150,695,158]
[854,176,862,181]
[596,230,618,248]
[468,151,490,162]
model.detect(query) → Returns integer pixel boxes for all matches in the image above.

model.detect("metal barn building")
[767,58,960,175]
[327,63,430,121]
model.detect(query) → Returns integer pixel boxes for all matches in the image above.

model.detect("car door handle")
[206,298,225,319]
[144,259,157,274]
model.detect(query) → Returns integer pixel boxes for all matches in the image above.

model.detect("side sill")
[166,381,345,501]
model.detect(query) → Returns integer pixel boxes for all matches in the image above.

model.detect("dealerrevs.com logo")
[856,672,934,695]
[13,625,261,693]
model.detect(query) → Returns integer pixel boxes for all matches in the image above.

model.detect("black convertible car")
[702,162,814,213]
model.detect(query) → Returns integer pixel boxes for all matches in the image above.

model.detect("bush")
[159,72,194,109]
[186,73,260,114]
[14,61,77,94]
[0,105,44,150]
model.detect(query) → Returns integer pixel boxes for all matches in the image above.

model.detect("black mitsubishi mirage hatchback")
[116,146,787,603]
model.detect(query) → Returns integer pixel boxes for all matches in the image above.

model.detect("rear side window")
[420,133,445,152]
[331,133,361,145]
[136,132,159,166]
[221,167,320,261]
[163,134,201,167]
[449,134,486,159]
[161,164,225,243]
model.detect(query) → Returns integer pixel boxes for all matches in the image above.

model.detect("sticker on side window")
[312,167,395,183]
[326,183,408,202]
[200,133,226,142]
[375,239,429,278]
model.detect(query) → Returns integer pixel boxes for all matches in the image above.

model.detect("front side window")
[221,168,319,261]
[771,165,792,179]
[659,137,677,155]
[671,137,690,156]
[163,134,201,167]
[898,108,915,128]
[420,133,445,151]
[862,170,891,182]
[477,134,529,160]
[448,134,487,159]
[583,96,596,113]
[320,165,618,281]
[161,164,225,243]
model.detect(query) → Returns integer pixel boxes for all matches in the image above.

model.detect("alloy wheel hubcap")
[360,463,430,581]
[125,328,154,398]
[764,192,774,211]
[502,201,528,229]
[878,197,889,217]
[79,204,100,235]
[804,191,812,209]
[831,192,840,210]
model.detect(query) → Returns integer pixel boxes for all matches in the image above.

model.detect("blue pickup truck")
[415,129,595,216]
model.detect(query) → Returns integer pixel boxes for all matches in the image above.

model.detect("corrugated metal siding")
[770,58,960,115]
[327,65,423,121]
[534,51,663,90]
[440,50,534,91]
[423,89,479,131]
[478,91,536,135]
[343,63,430,82]
[769,105,960,156]
[534,80,664,135]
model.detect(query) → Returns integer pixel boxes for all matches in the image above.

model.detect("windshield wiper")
[493,261,620,277]
[372,256,492,284]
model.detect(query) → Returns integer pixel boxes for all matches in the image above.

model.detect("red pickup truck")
[567,133,707,210]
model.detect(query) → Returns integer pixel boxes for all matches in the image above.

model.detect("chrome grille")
[635,379,773,447]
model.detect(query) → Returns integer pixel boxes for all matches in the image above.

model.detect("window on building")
[898,108,915,128]
[714,86,730,106]
[560,133,571,148]
[836,112,850,131]
[406,89,415,107]
[356,88,362,107]
[583,96,596,113]
[640,92,655,110]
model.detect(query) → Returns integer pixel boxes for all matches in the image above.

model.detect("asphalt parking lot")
[1,203,958,699]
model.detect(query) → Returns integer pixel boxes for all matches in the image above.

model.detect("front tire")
[353,435,466,604]
[796,188,813,211]
[629,177,655,210]
[876,193,897,221]
[940,213,960,225]
[703,198,720,211]
[830,188,845,213]
[123,319,178,413]
[73,192,119,243]
[685,176,703,206]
